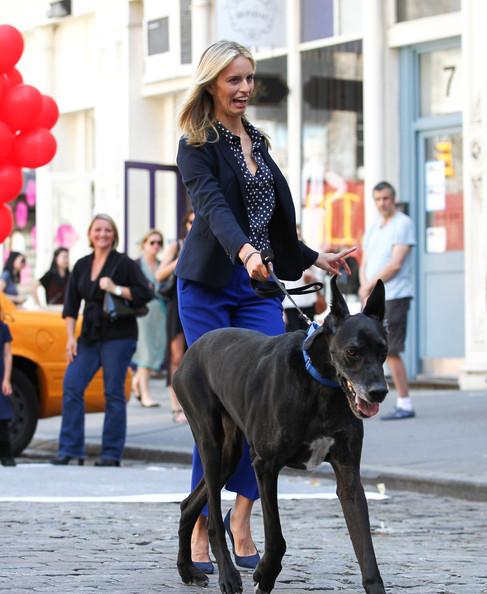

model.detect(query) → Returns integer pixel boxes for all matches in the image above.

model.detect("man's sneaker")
[381,406,415,420]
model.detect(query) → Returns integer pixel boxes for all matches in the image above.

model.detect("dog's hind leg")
[177,478,211,586]
[252,458,286,594]
[331,458,385,594]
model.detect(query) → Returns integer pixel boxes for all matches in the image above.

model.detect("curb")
[26,439,487,503]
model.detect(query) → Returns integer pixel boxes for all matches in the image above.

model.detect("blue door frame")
[123,161,188,251]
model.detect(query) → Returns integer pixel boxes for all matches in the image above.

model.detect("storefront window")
[301,41,364,257]
[248,56,288,176]
[396,0,460,22]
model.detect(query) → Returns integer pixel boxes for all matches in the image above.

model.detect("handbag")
[157,274,177,298]
[103,291,149,321]
[102,255,149,321]
[314,290,327,315]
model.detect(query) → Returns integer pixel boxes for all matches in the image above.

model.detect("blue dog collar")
[303,323,340,387]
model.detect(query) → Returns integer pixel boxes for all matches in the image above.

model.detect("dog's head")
[304,276,388,419]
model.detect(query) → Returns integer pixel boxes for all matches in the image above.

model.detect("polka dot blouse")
[216,120,275,251]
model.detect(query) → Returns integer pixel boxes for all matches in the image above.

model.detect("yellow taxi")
[0,291,132,456]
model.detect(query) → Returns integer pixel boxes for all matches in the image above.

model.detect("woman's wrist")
[243,250,260,270]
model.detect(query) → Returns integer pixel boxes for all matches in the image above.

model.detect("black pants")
[0,419,13,458]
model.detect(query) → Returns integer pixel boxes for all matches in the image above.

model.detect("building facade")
[1,0,486,389]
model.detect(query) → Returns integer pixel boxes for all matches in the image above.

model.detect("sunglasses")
[149,240,163,246]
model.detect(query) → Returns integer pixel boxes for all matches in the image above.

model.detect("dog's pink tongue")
[356,396,379,417]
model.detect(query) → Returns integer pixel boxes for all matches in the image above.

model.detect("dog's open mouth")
[345,380,380,418]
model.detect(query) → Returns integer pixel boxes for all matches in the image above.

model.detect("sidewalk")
[27,379,487,501]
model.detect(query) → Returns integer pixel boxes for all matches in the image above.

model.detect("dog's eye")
[347,349,356,357]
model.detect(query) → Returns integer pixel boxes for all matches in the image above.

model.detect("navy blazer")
[176,133,318,288]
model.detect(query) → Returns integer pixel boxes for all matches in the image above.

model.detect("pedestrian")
[49,213,152,467]
[359,181,416,419]
[175,39,355,572]
[0,300,15,467]
[131,229,166,408]
[32,247,70,306]
[0,252,27,306]
[155,212,193,424]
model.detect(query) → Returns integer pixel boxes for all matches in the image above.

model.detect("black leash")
[249,248,324,327]
[249,249,338,387]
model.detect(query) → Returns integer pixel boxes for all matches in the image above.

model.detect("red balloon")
[4,67,23,89]
[0,25,24,74]
[0,203,14,244]
[0,162,23,203]
[1,84,43,132]
[36,95,59,129]
[0,74,7,105]
[13,127,57,168]
[0,121,15,160]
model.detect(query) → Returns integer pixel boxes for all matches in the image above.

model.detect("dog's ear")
[324,275,350,333]
[363,279,385,321]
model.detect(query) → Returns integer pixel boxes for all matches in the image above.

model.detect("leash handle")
[249,249,324,327]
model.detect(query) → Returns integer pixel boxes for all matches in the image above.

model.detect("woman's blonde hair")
[177,40,256,146]
[87,213,119,250]
[140,229,163,249]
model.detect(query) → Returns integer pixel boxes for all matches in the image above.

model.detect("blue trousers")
[178,265,285,514]
[58,338,136,461]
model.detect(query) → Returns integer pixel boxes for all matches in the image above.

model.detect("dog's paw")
[253,583,270,594]
[178,566,209,587]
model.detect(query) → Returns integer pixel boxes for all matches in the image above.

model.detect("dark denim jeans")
[58,338,136,461]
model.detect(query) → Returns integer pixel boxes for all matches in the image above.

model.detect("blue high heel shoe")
[193,560,214,574]
[223,510,260,570]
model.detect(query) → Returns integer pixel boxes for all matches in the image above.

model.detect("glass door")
[417,127,465,373]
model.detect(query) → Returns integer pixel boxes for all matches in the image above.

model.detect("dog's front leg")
[253,458,286,594]
[202,439,243,594]
[332,460,385,594]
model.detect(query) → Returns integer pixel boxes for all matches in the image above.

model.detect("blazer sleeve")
[177,137,250,263]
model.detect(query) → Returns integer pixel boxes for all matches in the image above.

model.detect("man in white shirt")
[359,181,416,419]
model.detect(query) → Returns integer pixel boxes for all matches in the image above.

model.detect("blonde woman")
[175,40,355,572]
[50,214,152,467]
[131,229,166,408]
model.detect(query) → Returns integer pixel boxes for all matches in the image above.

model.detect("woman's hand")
[65,317,77,364]
[99,276,117,293]
[315,246,357,276]
[239,245,269,281]
[65,335,77,364]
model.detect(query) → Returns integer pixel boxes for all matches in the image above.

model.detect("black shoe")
[94,458,120,467]
[49,455,84,466]
[1,457,16,467]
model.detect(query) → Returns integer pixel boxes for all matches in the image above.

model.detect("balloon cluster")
[0,24,58,243]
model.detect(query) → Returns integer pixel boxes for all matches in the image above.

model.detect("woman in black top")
[50,214,152,467]
[32,247,70,306]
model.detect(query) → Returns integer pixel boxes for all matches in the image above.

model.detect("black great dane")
[175,276,388,593]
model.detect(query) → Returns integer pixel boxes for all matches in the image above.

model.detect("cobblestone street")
[2,477,486,593]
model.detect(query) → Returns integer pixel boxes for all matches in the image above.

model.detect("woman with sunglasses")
[155,211,194,423]
[0,251,27,306]
[131,230,166,408]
